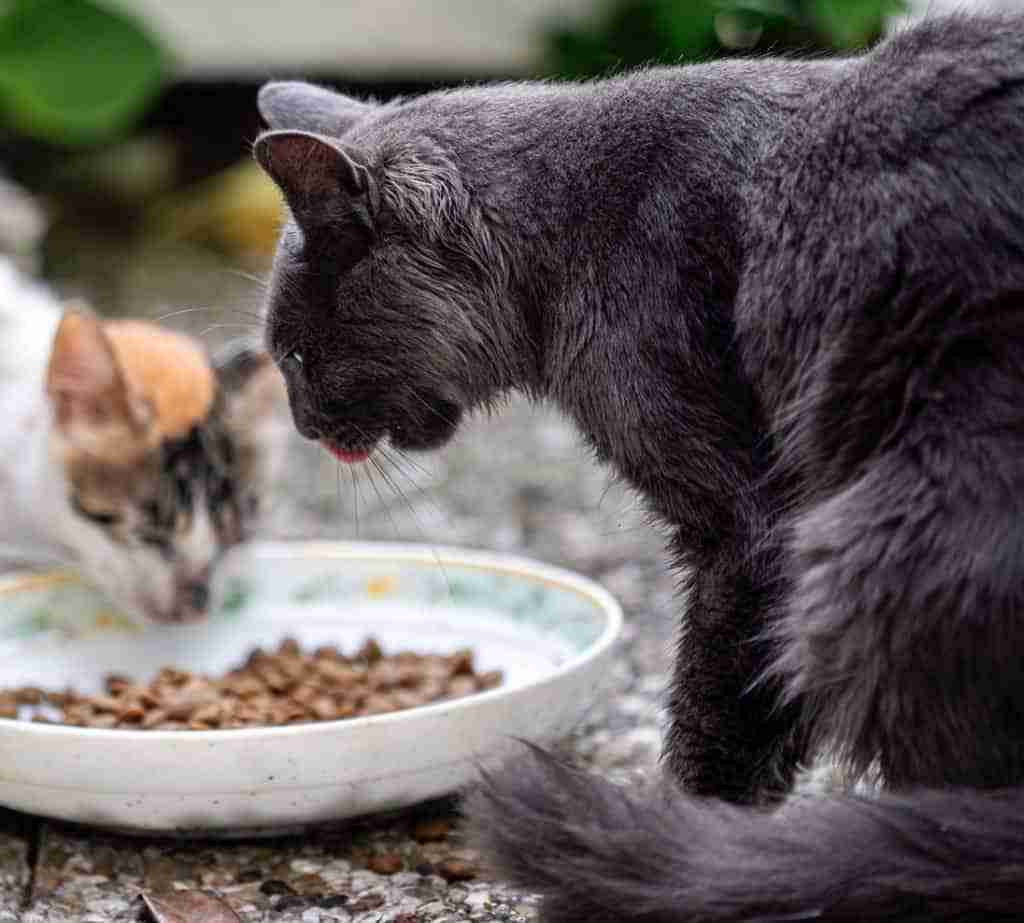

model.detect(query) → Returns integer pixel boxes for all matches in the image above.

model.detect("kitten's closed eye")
[70,496,121,527]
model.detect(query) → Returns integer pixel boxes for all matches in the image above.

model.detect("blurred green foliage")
[547,0,908,77]
[0,0,167,147]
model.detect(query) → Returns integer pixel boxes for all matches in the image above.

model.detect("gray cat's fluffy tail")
[467,746,1024,922]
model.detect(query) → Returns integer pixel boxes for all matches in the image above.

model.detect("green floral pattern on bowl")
[0,546,608,651]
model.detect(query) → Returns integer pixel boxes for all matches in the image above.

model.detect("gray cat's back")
[737,14,1024,442]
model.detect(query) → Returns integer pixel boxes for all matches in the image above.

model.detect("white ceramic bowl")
[0,541,621,835]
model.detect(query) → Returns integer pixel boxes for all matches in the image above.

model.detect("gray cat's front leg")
[664,538,804,803]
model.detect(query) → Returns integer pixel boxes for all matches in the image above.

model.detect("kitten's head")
[45,310,286,624]
[253,82,525,463]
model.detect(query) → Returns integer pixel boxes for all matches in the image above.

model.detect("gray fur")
[254,13,1024,919]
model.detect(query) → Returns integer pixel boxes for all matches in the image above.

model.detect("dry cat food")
[0,637,503,730]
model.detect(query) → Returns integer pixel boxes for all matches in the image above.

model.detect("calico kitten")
[253,13,1024,921]
[0,258,287,623]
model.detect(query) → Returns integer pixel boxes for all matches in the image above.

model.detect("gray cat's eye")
[289,350,303,367]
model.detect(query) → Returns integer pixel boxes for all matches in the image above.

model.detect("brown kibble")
[437,859,477,882]
[163,681,220,720]
[222,675,265,699]
[64,703,96,723]
[416,679,448,703]
[447,649,474,676]
[446,676,478,698]
[389,690,426,711]
[277,656,306,681]
[367,661,403,690]
[117,703,146,723]
[104,674,133,696]
[367,852,403,875]
[141,708,169,729]
[476,670,504,690]
[44,689,72,708]
[356,637,383,663]
[309,696,339,721]
[13,687,43,705]
[362,694,397,715]
[139,689,163,709]
[412,818,451,842]
[87,713,119,729]
[89,694,123,713]
[2,638,498,731]
[314,660,362,686]
[191,703,223,726]
[289,684,320,706]
[257,667,291,693]
[333,702,358,720]
[156,667,191,687]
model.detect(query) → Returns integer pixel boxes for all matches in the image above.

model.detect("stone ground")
[0,385,680,921]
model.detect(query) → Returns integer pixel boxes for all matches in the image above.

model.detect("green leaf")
[810,0,905,48]
[0,0,168,146]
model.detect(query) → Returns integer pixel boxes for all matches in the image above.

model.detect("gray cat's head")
[253,82,532,463]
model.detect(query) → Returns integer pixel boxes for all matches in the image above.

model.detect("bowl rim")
[0,539,623,743]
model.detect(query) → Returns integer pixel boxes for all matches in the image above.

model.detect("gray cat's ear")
[258,81,376,135]
[254,129,375,228]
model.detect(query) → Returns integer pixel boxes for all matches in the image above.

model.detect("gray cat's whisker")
[382,443,436,482]
[196,323,265,339]
[374,446,452,529]
[155,306,266,325]
[348,463,360,539]
[225,267,271,289]
[367,452,453,601]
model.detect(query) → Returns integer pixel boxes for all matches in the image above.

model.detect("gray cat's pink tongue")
[323,442,369,464]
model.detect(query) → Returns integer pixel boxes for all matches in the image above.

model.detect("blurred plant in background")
[0,0,913,319]
[546,0,907,77]
[0,0,167,147]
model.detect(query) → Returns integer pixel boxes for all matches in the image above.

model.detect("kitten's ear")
[46,308,151,433]
[214,344,287,432]
[254,129,375,229]
[258,81,376,135]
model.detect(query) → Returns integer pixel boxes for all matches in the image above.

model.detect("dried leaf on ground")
[141,890,241,923]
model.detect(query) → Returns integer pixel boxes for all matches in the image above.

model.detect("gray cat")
[253,13,1024,920]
